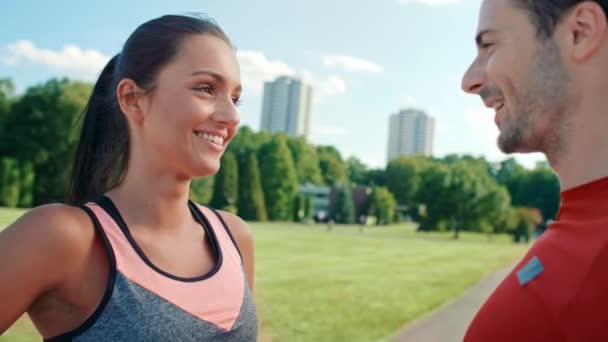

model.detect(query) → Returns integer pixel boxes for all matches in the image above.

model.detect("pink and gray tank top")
[45,196,257,341]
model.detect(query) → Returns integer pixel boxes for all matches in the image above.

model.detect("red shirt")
[464,177,608,342]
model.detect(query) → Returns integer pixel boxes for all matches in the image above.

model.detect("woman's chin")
[191,160,220,178]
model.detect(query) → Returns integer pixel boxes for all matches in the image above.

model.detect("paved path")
[390,266,513,342]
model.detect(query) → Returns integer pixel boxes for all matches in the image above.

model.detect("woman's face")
[138,34,241,179]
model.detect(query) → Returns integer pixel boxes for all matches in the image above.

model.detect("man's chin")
[497,140,537,154]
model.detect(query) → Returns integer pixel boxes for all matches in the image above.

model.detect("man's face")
[461,0,571,154]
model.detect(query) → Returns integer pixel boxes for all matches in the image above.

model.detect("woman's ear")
[116,78,147,125]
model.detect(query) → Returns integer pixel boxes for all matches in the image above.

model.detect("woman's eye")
[194,84,214,94]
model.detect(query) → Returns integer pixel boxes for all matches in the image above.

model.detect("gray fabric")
[72,272,257,342]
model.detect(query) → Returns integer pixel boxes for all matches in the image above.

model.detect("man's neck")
[549,107,608,191]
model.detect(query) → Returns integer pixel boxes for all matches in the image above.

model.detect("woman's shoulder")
[4,203,97,260]
[214,210,252,244]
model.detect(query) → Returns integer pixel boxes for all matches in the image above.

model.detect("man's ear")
[560,1,607,62]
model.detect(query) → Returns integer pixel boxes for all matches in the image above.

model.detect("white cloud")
[237,51,347,99]
[318,75,348,97]
[1,40,109,80]
[361,155,384,169]
[236,50,295,94]
[314,125,351,137]
[400,95,418,107]
[398,0,463,6]
[301,70,347,98]
[323,54,383,74]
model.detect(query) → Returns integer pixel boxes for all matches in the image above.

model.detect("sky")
[0,0,547,169]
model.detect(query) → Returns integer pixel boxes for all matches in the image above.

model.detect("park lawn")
[0,208,527,342]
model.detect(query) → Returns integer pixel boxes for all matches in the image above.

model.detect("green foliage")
[494,158,560,220]
[332,186,355,224]
[17,162,35,208]
[237,152,267,221]
[210,151,239,213]
[0,78,15,125]
[414,160,511,239]
[303,195,313,221]
[367,186,397,225]
[0,158,20,207]
[346,156,368,185]
[227,126,264,156]
[292,194,305,222]
[499,207,539,243]
[259,135,299,221]
[362,168,387,186]
[1,79,92,204]
[317,145,348,186]
[190,176,214,205]
[386,156,429,206]
[287,136,323,185]
[415,162,452,230]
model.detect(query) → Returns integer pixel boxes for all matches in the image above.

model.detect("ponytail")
[66,54,130,205]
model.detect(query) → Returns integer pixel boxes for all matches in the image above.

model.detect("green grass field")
[0,208,527,342]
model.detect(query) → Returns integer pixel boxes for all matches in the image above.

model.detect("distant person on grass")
[461,0,608,340]
[0,14,257,341]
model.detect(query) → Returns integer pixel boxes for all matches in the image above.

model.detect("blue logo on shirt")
[517,256,544,286]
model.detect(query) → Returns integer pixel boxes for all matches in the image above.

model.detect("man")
[461,0,608,341]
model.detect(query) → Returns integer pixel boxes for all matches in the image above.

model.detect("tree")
[500,207,539,243]
[237,152,267,221]
[287,136,323,185]
[317,145,348,186]
[190,176,214,205]
[415,161,452,230]
[259,135,299,221]
[362,168,387,187]
[346,156,369,185]
[368,187,397,225]
[227,126,262,157]
[18,162,35,208]
[442,162,510,239]
[210,151,238,213]
[0,158,20,207]
[439,154,495,178]
[1,79,92,204]
[292,194,305,222]
[0,78,15,125]
[415,160,511,239]
[303,195,313,221]
[386,155,429,206]
[332,186,355,224]
[495,158,560,220]
[367,186,397,225]
[517,165,560,220]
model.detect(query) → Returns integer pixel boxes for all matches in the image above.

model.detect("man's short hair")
[512,0,608,39]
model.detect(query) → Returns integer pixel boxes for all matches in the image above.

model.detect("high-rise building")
[260,76,312,138]
[387,108,435,161]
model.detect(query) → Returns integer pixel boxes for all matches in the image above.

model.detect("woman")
[0,14,257,341]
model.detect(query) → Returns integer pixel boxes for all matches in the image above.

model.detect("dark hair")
[512,0,608,39]
[67,14,232,205]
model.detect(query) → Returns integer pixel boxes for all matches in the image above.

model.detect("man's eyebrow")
[475,29,499,47]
